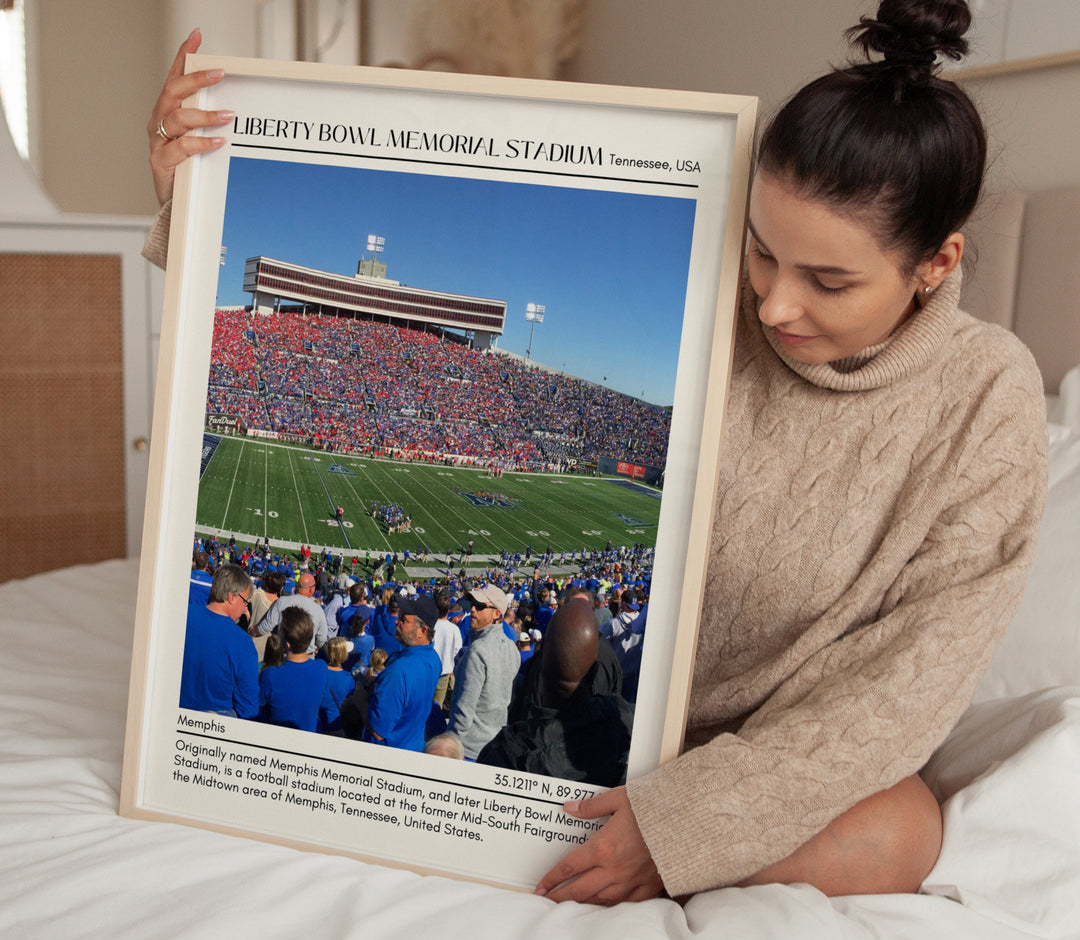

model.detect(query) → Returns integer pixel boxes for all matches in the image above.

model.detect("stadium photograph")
[182,152,701,777]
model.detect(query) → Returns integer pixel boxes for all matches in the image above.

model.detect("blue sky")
[216,157,697,405]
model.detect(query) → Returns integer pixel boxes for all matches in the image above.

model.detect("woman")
[146,0,1046,904]
[318,636,357,735]
[257,607,329,732]
[532,2,1046,903]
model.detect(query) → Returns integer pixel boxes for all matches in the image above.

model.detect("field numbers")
[582,529,602,536]
[324,519,354,528]
[467,529,492,537]
[251,509,279,518]
[525,530,550,537]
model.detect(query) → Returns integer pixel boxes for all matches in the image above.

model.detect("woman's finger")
[561,788,623,821]
[535,837,599,896]
[152,107,234,147]
[148,133,226,205]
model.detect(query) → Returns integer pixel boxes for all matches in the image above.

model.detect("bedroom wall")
[33,0,164,216]
[22,0,1080,216]
[563,0,1080,197]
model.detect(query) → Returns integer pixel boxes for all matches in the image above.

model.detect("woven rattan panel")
[0,254,125,579]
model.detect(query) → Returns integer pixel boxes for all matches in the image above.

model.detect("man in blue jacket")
[365,594,441,752]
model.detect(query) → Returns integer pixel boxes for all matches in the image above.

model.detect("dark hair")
[261,570,286,596]
[348,608,370,638]
[435,588,452,618]
[262,633,286,669]
[757,0,985,273]
[280,606,314,653]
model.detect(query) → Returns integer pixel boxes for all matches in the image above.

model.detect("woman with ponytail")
[535,1,1047,903]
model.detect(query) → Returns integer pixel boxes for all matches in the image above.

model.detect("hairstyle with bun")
[757,0,985,274]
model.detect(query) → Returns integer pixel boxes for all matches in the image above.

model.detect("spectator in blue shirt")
[257,607,329,732]
[365,594,441,752]
[180,565,259,718]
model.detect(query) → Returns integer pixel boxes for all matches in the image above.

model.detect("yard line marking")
[221,438,246,529]
[263,445,269,539]
[285,448,311,544]
[309,456,352,550]
[338,461,392,552]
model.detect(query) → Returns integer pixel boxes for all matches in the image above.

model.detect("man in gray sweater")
[447,585,521,759]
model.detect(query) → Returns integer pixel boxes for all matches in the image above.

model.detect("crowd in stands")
[181,531,650,782]
[203,307,671,471]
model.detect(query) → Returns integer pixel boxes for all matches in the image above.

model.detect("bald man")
[257,571,329,653]
[478,598,635,786]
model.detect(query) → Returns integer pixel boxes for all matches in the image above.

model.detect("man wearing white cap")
[447,584,520,759]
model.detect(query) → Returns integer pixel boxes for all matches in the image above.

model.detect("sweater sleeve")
[141,200,172,270]
[627,373,1048,896]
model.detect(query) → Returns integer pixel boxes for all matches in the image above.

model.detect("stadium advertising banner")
[122,55,756,891]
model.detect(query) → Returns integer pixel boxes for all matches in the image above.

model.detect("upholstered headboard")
[961,186,1080,394]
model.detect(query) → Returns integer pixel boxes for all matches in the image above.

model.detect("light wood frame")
[120,54,756,890]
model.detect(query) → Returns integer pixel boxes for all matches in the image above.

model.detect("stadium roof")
[242,256,506,336]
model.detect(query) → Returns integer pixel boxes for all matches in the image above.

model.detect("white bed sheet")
[1,559,1078,939]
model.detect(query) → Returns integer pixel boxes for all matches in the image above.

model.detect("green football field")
[195,436,661,559]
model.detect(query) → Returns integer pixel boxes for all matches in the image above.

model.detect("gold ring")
[157,117,180,142]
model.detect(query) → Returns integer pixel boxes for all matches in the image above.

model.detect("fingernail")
[208,69,225,79]
[564,800,580,813]
[218,110,236,120]
[534,887,548,897]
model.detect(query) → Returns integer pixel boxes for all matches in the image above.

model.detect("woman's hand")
[534,787,663,905]
[147,28,233,206]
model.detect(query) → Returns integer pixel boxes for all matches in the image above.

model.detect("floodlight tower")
[217,246,227,304]
[524,303,545,361]
[357,233,387,278]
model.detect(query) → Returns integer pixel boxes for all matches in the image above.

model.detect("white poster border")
[120,56,757,891]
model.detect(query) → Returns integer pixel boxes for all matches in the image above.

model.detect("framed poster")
[121,54,756,890]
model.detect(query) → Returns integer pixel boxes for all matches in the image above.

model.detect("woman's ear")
[920,232,964,291]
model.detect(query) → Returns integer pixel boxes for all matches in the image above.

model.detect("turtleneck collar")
[751,267,964,391]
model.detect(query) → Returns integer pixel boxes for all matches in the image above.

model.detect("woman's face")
[747,172,922,364]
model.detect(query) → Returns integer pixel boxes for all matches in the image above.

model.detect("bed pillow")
[973,364,1080,702]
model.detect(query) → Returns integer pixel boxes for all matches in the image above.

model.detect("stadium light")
[366,234,385,254]
[219,245,228,266]
[524,303,545,360]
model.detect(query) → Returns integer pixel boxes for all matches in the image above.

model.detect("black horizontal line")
[229,142,700,189]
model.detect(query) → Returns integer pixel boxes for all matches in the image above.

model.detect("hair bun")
[847,0,972,79]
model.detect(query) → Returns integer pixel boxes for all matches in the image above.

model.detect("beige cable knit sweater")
[145,204,1045,895]
[626,268,1047,896]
